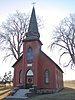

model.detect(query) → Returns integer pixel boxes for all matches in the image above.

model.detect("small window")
[27,47,33,61]
[44,69,49,83]
[19,70,22,84]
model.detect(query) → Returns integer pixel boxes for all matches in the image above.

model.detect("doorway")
[26,70,34,88]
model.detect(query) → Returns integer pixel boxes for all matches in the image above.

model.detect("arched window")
[44,69,49,83]
[26,70,34,76]
[27,47,33,61]
[19,70,22,84]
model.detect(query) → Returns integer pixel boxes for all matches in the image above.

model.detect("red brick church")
[12,7,63,91]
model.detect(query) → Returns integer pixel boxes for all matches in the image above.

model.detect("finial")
[32,2,36,7]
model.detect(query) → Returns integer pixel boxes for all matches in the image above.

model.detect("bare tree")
[50,14,75,69]
[0,11,43,61]
[0,11,29,61]
[2,71,12,85]
[7,71,12,82]
[2,72,8,84]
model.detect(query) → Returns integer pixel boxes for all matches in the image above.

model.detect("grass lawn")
[27,81,75,100]
[0,89,11,95]
[27,88,75,100]
[0,86,12,100]
[1,81,75,100]
[0,91,11,100]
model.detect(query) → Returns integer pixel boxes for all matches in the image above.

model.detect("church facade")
[12,7,63,91]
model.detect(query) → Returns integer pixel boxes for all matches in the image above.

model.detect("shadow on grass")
[27,87,75,100]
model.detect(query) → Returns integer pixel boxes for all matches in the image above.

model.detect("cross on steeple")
[32,2,36,6]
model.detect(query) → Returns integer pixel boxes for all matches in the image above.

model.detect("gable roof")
[40,51,63,73]
[12,55,23,68]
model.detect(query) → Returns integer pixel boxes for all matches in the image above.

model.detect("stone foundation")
[36,88,64,94]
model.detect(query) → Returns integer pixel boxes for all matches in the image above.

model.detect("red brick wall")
[22,40,42,88]
[55,68,63,89]
[13,40,63,90]
[13,57,23,87]
[37,51,63,89]
[37,52,56,89]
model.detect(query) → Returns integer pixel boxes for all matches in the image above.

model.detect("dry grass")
[27,81,75,100]
[64,80,75,89]
[27,88,75,100]
[1,81,75,100]
[0,86,12,100]
[0,91,11,100]
[0,89,11,95]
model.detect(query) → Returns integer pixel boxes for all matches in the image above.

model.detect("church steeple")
[26,6,40,40]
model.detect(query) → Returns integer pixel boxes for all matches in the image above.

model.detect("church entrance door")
[26,70,34,89]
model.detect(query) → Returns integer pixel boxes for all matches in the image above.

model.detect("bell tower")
[22,6,42,88]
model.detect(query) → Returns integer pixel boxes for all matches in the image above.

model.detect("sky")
[0,0,75,80]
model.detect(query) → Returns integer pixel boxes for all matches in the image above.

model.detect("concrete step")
[3,96,28,100]
[3,89,30,100]
[14,89,29,97]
